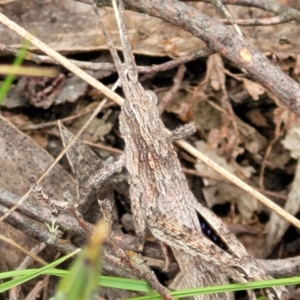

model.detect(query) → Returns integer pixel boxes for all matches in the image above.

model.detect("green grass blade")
[53,219,108,300]
[0,41,30,106]
[1,265,299,299]
[0,269,152,293]
[128,277,300,300]
[0,250,79,293]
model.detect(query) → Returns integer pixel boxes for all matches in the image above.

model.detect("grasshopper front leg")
[80,154,126,201]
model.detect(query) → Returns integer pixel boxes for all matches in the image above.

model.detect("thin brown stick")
[210,0,242,35]
[158,65,186,114]
[0,205,79,254]
[220,16,288,26]
[9,243,47,300]
[44,129,123,155]
[19,103,99,131]
[0,235,47,265]
[258,108,287,189]
[181,167,287,201]
[0,43,213,74]
[23,279,48,300]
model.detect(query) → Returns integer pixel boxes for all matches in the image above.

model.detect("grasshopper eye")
[145,90,158,104]
[124,105,134,117]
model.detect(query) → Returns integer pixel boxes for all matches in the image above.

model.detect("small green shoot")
[52,219,108,300]
[0,41,30,106]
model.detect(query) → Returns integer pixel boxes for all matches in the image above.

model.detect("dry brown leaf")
[236,117,267,155]
[245,109,269,127]
[242,78,265,101]
[29,131,48,149]
[195,141,257,221]
[0,0,205,56]
[207,128,220,149]
[0,0,299,60]
[206,54,226,91]
[293,54,300,80]
[282,119,300,159]
[173,102,194,122]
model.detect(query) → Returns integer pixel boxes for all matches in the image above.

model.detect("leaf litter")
[0,0,300,298]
